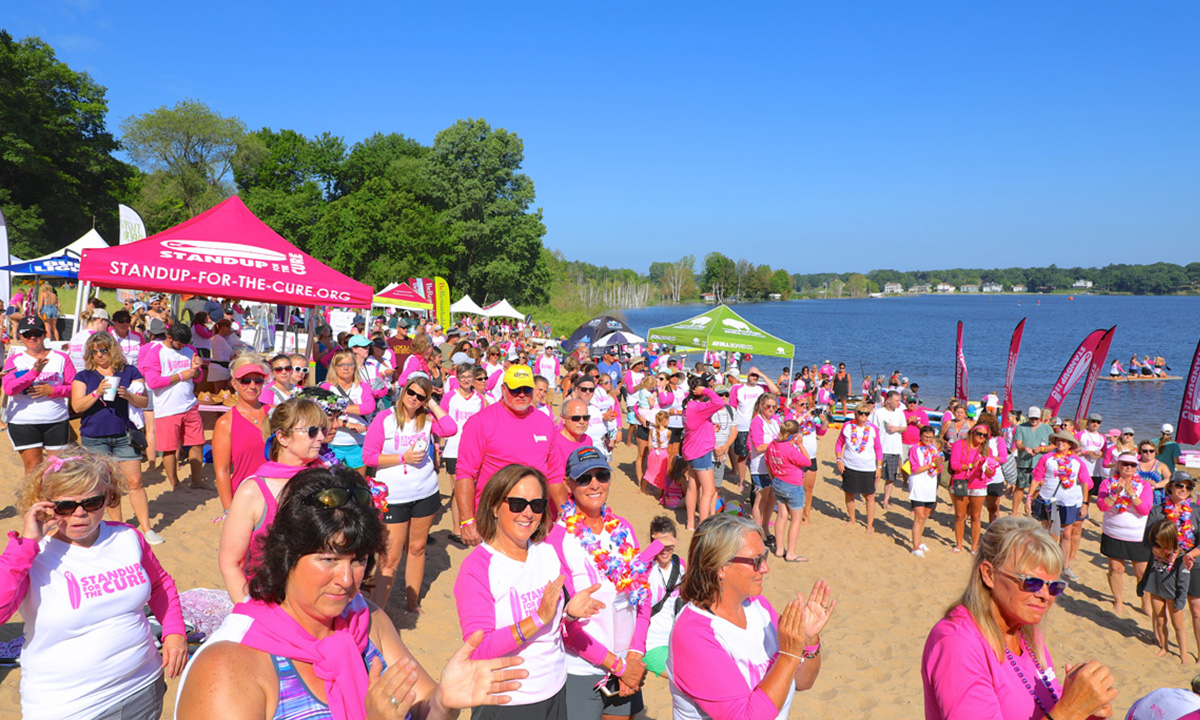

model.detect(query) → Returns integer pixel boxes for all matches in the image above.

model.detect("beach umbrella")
[564,315,635,350]
[591,331,646,348]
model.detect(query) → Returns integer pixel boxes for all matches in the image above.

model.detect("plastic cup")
[102,378,119,401]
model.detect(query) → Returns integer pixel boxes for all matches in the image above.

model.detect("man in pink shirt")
[454,364,556,546]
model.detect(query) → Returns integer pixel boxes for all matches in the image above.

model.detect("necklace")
[846,423,871,454]
[1053,452,1077,489]
[560,500,650,606]
[1004,634,1059,718]
[1165,499,1196,552]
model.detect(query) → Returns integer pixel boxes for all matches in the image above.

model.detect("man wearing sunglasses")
[140,322,206,489]
[546,398,593,515]
[455,364,556,546]
[1012,406,1053,517]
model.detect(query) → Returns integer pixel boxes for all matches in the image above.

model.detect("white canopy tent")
[27,228,108,264]
[450,294,486,315]
[481,299,524,320]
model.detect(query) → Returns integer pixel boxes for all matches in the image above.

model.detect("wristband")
[802,642,821,658]
[460,518,475,527]
[514,620,527,643]
[611,656,626,677]
[530,611,545,630]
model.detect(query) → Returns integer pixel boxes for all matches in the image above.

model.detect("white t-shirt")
[143,343,199,418]
[4,349,74,424]
[647,557,685,652]
[666,386,687,430]
[908,443,941,503]
[16,523,168,720]
[111,329,143,366]
[365,413,446,503]
[1078,430,1106,476]
[67,328,101,372]
[731,383,765,432]
[870,405,906,456]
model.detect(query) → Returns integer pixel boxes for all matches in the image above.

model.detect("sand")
[0,425,1191,719]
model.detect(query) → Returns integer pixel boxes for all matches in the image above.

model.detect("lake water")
[622,295,1200,446]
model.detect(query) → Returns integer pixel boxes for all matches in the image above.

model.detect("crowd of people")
[0,292,1197,720]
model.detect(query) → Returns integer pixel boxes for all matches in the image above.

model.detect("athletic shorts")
[565,673,643,719]
[733,431,750,458]
[329,443,365,469]
[8,420,71,452]
[911,499,937,510]
[668,427,683,445]
[155,406,204,453]
[1057,504,1081,527]
[472,684,566,720]
[443,457,457,475]
[382,491,440,523]
[986,482,1006,497]
[81,433,142,460]
[880,454,900,483]
[635,425,650,441]
[687,452,713,470]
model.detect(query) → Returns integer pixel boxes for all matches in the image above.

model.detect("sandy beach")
[0,424,1193,719]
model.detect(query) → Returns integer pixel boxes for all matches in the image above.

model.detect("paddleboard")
[1098,375,1181,382]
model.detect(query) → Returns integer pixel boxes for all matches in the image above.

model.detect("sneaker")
[1063,568,1079,582]
[764,534,777,551]
[143,530,165,545]
[912,549,925,557]
[919,543,930,552]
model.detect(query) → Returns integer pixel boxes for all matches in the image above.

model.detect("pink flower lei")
[560,499,651,606]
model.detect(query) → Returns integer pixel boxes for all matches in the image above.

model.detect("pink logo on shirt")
[72,564,149,607]
[509,586,547,620]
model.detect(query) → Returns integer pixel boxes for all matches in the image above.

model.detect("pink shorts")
[155,406,204,452]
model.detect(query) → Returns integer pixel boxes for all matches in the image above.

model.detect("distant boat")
[1099,375,1182,383]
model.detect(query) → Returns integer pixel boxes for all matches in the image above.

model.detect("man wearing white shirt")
[870,391,907,511]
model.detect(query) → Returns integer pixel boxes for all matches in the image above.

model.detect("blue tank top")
[270,638,408,720]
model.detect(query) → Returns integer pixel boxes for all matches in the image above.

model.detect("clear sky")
[8,1,1199,276]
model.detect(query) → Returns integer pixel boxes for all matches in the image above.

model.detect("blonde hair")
[16,447,126,514]
[268,398,329,461]
[953,517,1062,664]
[640,376,657,392]
[779,419,800,438]
[230,353,268,381]
[681,514,764,608]
[655,410,669,431]
[328,350,360,388]
[394,376,434,431]
[83,332,125,372]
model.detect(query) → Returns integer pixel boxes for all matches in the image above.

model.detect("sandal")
[783,552,808,563]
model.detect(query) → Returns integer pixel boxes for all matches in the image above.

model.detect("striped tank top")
[270,638,409,720]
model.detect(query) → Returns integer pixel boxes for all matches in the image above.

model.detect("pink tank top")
[231,406,267,494]
[244,475,278,572]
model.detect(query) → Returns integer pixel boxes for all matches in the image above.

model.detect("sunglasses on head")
[998,569,1067,596]
[729,550,770,572]
[503,496,547,514]
[576,469,611,485]
[51,494,107,515]
[303,487,372,509]
[293,425,325,439]
[507,385,534,397]
[406,387,428,401]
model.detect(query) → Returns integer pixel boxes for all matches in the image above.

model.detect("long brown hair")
[394,376,434,431]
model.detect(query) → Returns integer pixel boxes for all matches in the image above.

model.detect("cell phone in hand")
[596,676,621,698]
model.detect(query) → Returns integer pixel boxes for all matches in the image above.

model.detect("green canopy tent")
[647,305,795,389]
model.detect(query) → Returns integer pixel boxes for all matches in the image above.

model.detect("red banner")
[1001,319,1026,428]
[1178,336,1200,446]
[954,321,968,403]
[1043,328,1107,418]
[1074,326,1116,425]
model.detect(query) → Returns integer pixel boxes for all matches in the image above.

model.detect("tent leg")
[72,281,89,338]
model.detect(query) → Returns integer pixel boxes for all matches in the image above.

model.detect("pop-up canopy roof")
[374,282,433,311]
[647,305,794,358]
[450,294,486,315]
[481,299,523,320]
[79,196,373,308]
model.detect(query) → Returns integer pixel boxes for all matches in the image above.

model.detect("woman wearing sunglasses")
[70,331,157,543]
[669,514,834,720]
[455,463,604,720]
[260,353,297,406]
[1137,438,1174,508]
[321,348,377,473]
[3,316,76,474]
[1096,452,1154,617]
[785,395,826,525]
[1029,432,1092,580]
[681,375,728,531]
[363,376,457,613]
[949,420,1002,554]
[219,397,329,603]
[213,355,271,514]
[922,517,1118,720]
[2,450,186,720]
[184,466,526,720]
[548,446,654,719]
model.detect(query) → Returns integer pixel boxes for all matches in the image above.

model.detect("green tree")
[702,252,737,303]
[120,99,246,228]
[0,32,133,255]
[426,118,549,305]
[660,255,696,303]
[769,268,792,298]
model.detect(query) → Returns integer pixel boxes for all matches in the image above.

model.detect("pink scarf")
[251,458,326,480]
[234,595,372,720]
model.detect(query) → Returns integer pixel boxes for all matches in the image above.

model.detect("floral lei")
[846,422,871,454]
[1053,451,1078,490]
[1106,481,1139,514]
[561,499,651,606]
[798,414,818,437]
[1165,499,1196,552]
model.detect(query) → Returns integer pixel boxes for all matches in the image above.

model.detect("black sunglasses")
[728,550,770,572]
[507,386,534,397]
[576,470,611,485]
[303,487,372,509]
[52,494,107,515]
[998,569,1067,596]
[504,496,548,514]
[406,387,429,401]
[566,414,589,422]
[577,386,596,393]
[239,376,267,386]
[293,425,325,439]
[855,411,869,416]
[272,365,291,373]
[21,331,45,339]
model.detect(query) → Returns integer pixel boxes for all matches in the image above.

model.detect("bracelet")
[530,611,545,630]
[778,651,804,662]
[460,518,476,527]
[611,656,626,677]
[802,642,821,659]
[514,620,527,643]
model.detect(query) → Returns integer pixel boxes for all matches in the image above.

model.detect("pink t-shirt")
[455,401,556,509]
[765,438,810,485]
[922,606,1061,720]
[681,388,726,461]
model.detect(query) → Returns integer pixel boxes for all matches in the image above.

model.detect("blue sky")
[9,1,1199,276]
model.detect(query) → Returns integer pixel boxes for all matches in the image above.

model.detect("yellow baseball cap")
[503,364,535,389]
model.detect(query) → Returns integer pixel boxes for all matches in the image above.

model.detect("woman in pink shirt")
[669,514,834,720]
[922,517,1118,719]
[681,376,727,530]
[765,420,812,562]
[949,421,1001,554]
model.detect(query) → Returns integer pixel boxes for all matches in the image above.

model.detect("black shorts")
[382,491,441,523]
[668,427,683,445]
[911,500,937,510]
[635,425,650,441]
[842,468,877,496]
[733,431,750,458]
[9,420,71,452]
[1100,533,1150,563]
[986,482,1006,497]
[443,458,458,475]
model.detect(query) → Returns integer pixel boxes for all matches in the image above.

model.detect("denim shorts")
[81,433,142,461]
[687,451,713,470]
[772,479,806,510]
[751,473,772,489]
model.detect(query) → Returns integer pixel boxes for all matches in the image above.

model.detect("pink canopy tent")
[373,281,433,311]
[79,196,373,308]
